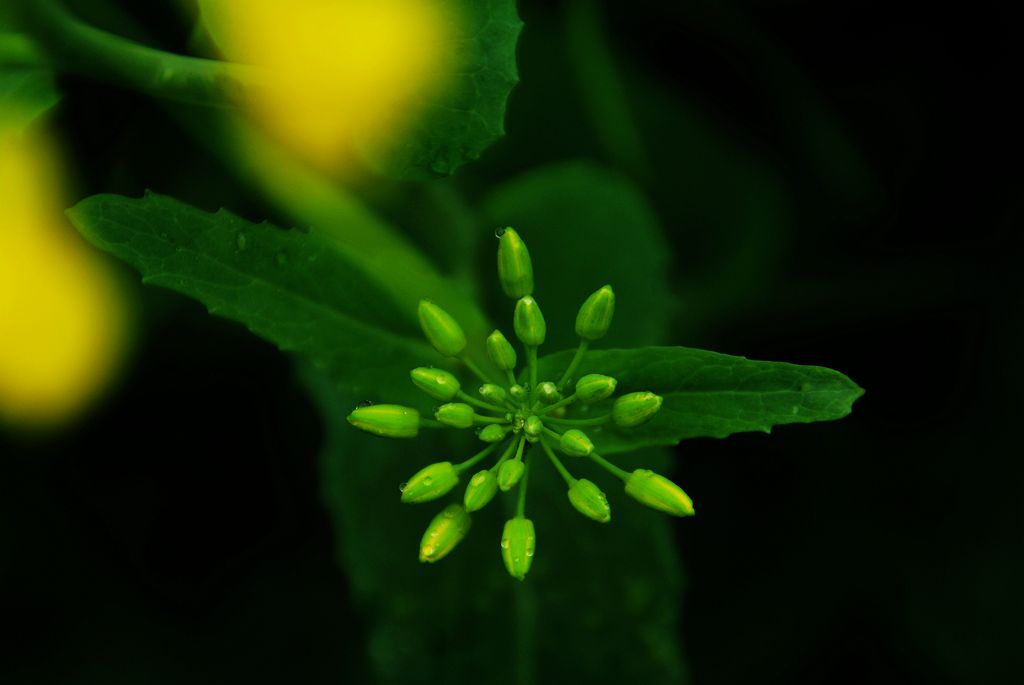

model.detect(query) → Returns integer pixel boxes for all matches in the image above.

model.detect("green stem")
[565,0,649,179]
[454,442,500,474]
[473,413,509,426]
[489,437,521,473]
[460,355,501,388]
[540,393,577,414]
[505,368,517,387]
[541,426,563,442]
[513,434,527,462]
[515,458,530,518]
[15,0,259,107]
[526,346,538,390]
[589,451,631,481]
[540,439,575,486]
[556,339,589,391]
[545,414,611,427]
[456,390,506,414]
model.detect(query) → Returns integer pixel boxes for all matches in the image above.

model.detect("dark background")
[2,1,1020,683]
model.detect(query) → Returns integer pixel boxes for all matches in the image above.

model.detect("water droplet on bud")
[494,227,507,238]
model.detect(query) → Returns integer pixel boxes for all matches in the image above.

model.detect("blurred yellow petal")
[0,130,130,427]
[200,0,454,171]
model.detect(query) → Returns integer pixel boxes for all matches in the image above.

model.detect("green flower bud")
[624,469,694,517]
[513,296,546,347]
[575,374,618,403]
[463,470,499,512]
[410,367,461,401]
[419,504,472,563]
[500,517,536,580]
[435,402,475,428]
[498,459,525,491]
[478,424,508,443]
[509,384,528,403]
[524,415,544,440]
[401,462,459,504]
[568,478,611,523]
[486,329,518,371]
[418,300,466,357]
[536,381,560,404]
[575,285,615,341]
[559,429,594,456]
[612,391,663,428]
[479,383,508,404]
[347,404,420,438]
[496,227,534,298]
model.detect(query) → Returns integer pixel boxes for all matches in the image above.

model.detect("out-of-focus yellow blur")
[200,0,453,171]
[0,129,130,428]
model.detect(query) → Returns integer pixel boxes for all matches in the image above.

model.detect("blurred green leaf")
[537,346,864,454]
[480,160,672,350]
[0,65,60,132]
[197,0,522,179]
[368,0,522,178]
[67,191,443,401]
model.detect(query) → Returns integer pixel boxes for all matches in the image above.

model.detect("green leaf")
[197,0,522,179]
[67,191,445,403]
[305,367,688,685]
[538,346,863,454]
[480,160,673,350]
[0,65,60,133]
[367,0,523,178]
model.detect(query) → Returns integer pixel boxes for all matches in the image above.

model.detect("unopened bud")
[612,391,663,428]
[496,227,534,298]
[486,329,518,371]
[509,384,528,403]
[624,469,694,517]
[568,479,611,523]
[536,381,560,404]
[575,374,617,403]
[575,285,615,341]
[401,462,459,504]
[410,367,461,401]
[524,415,543,441]
[435,402,475,428]
[347,404,419,438]
[500,518,536,580]
[418,300,466,357]
[478,424,508,443]
[463,470,499,512]
[559,429,594,456]
[419,504,472,563]
[513,296,546,347]
[479,383,507,404]
[498,459,525,491]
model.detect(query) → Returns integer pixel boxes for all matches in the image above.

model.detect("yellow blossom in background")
[198,0,454,171]
[0,128,130,428]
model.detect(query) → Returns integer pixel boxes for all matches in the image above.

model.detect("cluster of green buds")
[347,228,694,580]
